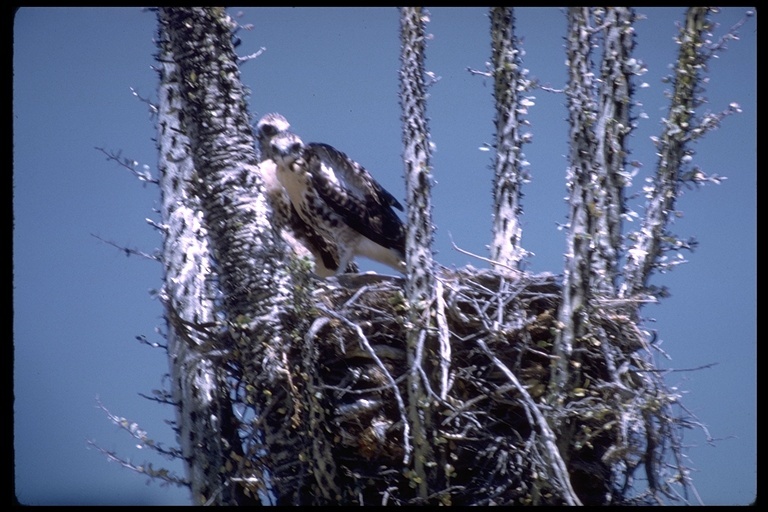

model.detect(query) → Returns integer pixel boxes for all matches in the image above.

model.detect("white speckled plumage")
[255,113,359,276]
[267,124,406,275]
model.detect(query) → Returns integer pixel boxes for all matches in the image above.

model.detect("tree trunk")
[156,7,291,505]
[398,6,441,501]
[489,7,529,271]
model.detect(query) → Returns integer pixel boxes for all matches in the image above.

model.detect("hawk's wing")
[286,201,356,274]
[304,142,406,255]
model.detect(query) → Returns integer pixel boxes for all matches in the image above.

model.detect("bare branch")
[538,84,566,94]
[238,45,266,64]
[95,146,159,185]
[95,397,184,460]
[129,86,159,117]
[466,65,492,78]
[90,233,160,261]
[449,232,522,277]
[87,439,189,488]
[702,8,754,57]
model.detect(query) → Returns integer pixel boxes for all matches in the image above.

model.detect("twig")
[633,362,718,373]
[448,233,521,276]
[91,233,160,262]
[435,278,452,400]
[86,438,189,488]
[474,338,583,506]
[145,218,169,234]
[703,9,754,56]
[136,333,167,351]
[466,66,492,78]
[238,46,266,64]
[129,86,159,116]
[538,84,566,94]
[341,285,371,311]
[95,146,159,185]
[316,305,412,465]
[94,397,183,460]
[138,390,177,406]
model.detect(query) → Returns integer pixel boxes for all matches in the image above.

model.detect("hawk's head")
[255,113,291,161]
[270,131,305,168]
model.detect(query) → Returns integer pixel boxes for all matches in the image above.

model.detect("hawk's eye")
[291,143,302,153]
[262,125,277,137]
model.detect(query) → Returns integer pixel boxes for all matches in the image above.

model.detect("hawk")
[268,129,406,275]
[255,113,358,276]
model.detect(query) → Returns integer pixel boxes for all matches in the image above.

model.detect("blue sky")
[13,7,755,505]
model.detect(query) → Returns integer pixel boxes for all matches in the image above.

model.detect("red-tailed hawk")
[255,113,358,276]
[268,128,406,275]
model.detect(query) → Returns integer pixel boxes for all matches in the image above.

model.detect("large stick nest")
[236,265,677,505]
